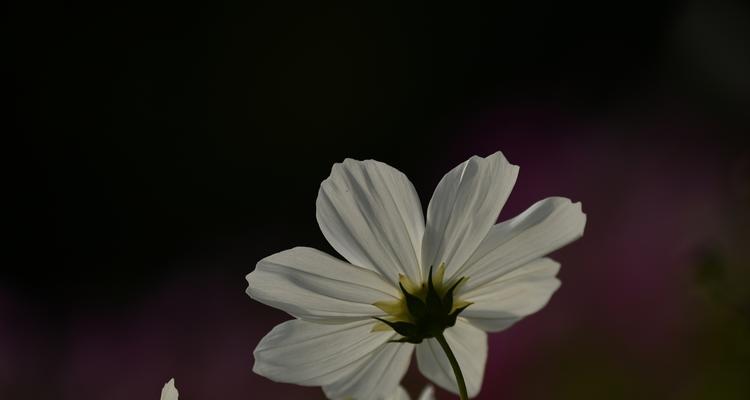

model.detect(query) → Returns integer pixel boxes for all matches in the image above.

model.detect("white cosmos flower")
[387,385,435,400]
[160,378,178,400]
[248,152,586,399]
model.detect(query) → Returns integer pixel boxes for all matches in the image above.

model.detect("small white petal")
[317,159,425,284]
[247,247,399,322]
[422,152,519,278]
[323,342,414,400]
[416,320,487,398]
[384,386,411,400]
[383,385,435,400]
[417,385,436,400]
[461,258,561,332]
[253,319,393,386]
[160,378,178,400]
[456,197,585,291]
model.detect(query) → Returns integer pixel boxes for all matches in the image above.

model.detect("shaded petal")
[384,386,411,400]
[456,197,585,291]
[323,342,414,400]
[317,159,425,283]
[416,320,487,398]
[383,385,435,400]
[253,319,394,386]
[247,247,399,322]
[417,386,436,400]
[160,378,178,400]
[461,258,561,332]
[422,152,519,279]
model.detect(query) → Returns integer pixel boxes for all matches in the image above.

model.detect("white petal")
[316,159,425,284]
[417,385,436,400]
[382,385,434,400]
[384,386,411,400]
[416,320,487,398]
[323,342,414,400]
[253,319,394,386]
[456,197,585,291]
[247,247,399,322]
[460,258,561,332]
[422,152,519,279]
[160,378,178,400]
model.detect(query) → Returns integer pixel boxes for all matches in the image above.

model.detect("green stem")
[434,331,469,400]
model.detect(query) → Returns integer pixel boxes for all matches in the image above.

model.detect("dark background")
[7,1,750,399]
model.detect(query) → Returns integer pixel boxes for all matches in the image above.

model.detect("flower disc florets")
[374,265,471,344]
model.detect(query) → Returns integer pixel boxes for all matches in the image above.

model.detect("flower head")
[248,152,586,399]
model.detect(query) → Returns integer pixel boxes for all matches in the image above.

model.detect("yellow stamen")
[398,273,421,294]
[434,263,447,289]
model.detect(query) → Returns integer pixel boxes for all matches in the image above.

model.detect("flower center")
[372,264,472,343]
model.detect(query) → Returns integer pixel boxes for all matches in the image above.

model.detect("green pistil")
[373,266,472,399]
[374,266,470,343]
